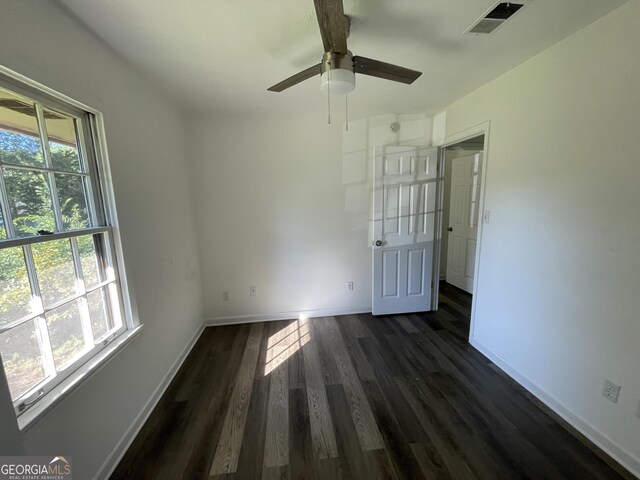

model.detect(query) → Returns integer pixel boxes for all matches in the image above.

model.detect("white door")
[446,153,483,293]
[372,146,437,315]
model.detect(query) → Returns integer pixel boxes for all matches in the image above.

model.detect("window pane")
[87,288,112,341]
[56,173,90,230]
[45,109,82,173]
[45,300,88,370]
[78,234,103,288]
[0,88,45,168]
[32,239,77,307]
[0,247,34,328]
[108,282,123,331]
[0,318,47,400]
[4,168,56,237]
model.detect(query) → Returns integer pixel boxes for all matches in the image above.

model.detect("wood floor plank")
[235,328,271,480]
[358,317,407,376]
[322,316,384,451]
[410,442,458,480]
[358,336,430,444]
[335,317,376,382]
[364,449,399,480]
[261,465,289,480]
[310,317,342,386]
[263,322,291,468]
[325,384,371,479]
[360,379,427,480]
[210,323,264,475]
[302,337,339,459]
[288,388,314,479]
[181,329,252,479]
[396,377,484,480]
[396,315,420,334]
[341,314,369,338]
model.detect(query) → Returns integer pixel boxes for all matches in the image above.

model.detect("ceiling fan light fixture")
[267,2,421,94]
[320,68,355,95]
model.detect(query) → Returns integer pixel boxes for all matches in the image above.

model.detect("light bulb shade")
[320,69,355,95]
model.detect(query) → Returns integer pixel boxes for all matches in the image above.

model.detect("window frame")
[0,66,140,428]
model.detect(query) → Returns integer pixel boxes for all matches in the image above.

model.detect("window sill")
[17,325,143,432]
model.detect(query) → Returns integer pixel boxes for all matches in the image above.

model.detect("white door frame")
[431,121,491,341]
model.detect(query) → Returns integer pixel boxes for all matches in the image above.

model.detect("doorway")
[433,134,486,323]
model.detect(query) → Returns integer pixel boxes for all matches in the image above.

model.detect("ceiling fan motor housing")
[320,51,356,95]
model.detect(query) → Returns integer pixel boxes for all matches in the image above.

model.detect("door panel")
[407,249,425,296]
[446,153,483,293]
[372,146,437,315]
[382,250,399,297]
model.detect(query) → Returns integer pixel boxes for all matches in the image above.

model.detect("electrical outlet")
[222,290,229,302]
[482,210,490,224]
[347,281,354,291]
[249,286,256,297]
[602,379,621,403]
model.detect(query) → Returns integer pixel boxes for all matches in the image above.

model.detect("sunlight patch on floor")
[264,315,310,376]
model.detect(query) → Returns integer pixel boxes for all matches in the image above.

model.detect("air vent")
[469,19,503,34]
[486,3,524,20]
[465,1,527,35]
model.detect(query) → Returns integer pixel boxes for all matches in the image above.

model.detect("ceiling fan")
[267,0,422,94]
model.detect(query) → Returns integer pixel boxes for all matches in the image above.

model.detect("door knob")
[374,240,383,247]
[447,227,453,232]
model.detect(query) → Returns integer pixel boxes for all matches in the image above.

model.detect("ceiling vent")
[465,2,527,35]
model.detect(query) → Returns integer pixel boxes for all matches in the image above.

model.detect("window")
[0,72,133,419]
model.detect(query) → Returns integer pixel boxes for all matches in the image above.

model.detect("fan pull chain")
[327,65,331,124]
[345,94,349,132]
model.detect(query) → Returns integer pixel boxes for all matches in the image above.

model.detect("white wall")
[191,112,430,322]
[443,1,640,475]
[0,2,203,478]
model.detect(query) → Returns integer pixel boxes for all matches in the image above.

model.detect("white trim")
[0,227,109,249]
[470,336,640,479]
[94,324,205,480]
[205,306,372,326]
[0,64,103,116]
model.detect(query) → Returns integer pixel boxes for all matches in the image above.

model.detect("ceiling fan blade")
[353,56,422,84]
[313,0,348,54]
[267,63,323,92]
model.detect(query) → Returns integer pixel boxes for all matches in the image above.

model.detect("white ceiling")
[58,0,626,118]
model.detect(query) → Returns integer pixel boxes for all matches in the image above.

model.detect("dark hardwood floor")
[111,283,633,479]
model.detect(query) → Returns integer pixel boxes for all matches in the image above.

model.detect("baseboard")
[470,336,640,479]
[205,306,372,326]
[93,324,205,480]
